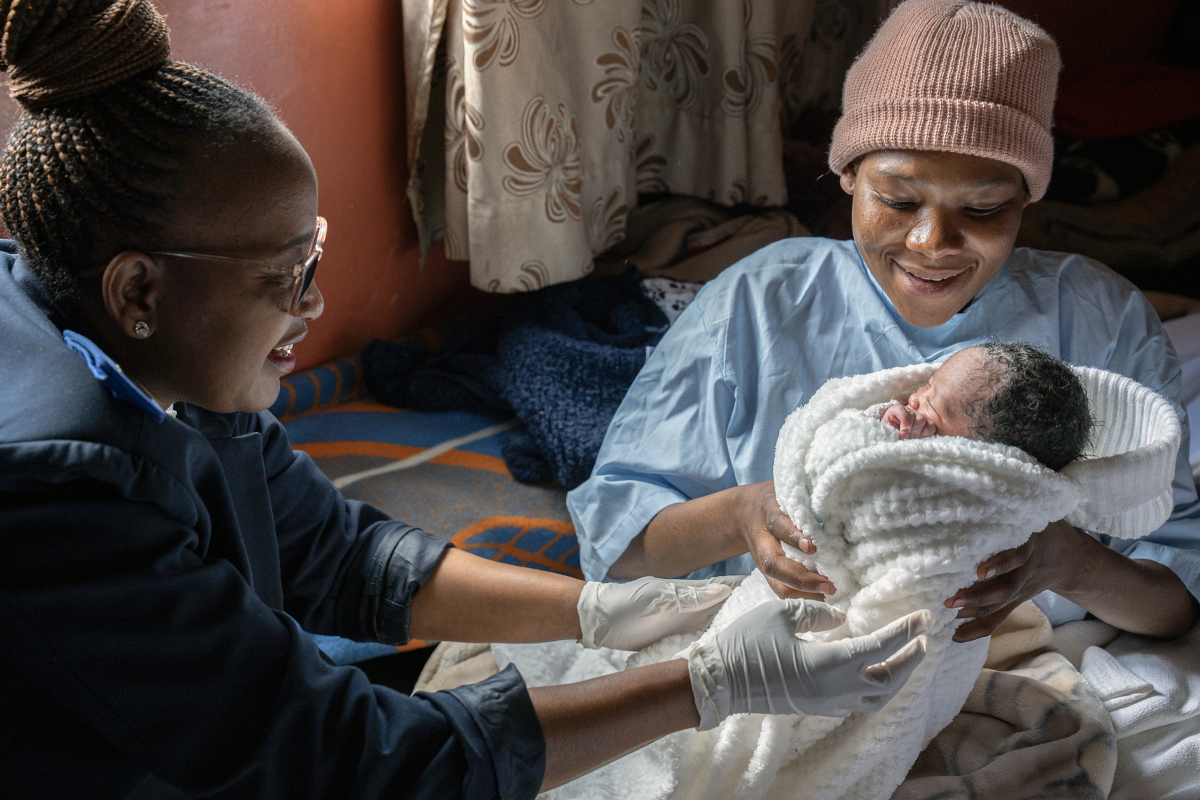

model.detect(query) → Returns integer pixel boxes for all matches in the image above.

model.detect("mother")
[571,0,1200,643]
[0,1,934,798]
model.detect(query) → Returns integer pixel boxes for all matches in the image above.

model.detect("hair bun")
[1,0,170,110]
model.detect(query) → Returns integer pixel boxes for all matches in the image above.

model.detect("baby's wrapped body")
[774,356,1177,650]
[817,342,1094,639]
[499,361,1180,800]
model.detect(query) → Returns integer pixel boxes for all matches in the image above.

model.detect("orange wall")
[0,0,469,371]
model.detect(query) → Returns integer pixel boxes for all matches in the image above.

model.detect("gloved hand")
[578,575,745,651]
[683,599,933,730]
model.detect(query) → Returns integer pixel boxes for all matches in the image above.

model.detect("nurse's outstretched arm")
[409,548,742,650]
[532,602,931,790]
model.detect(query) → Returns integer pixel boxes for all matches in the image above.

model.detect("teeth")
[272,344,293,357]
[904,267,953,282]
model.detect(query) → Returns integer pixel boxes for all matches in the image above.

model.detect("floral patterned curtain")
[402,0,898,293]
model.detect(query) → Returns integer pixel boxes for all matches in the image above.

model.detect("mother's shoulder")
[708,235,855,280]
[1010,246,1132,286]
[694,236,857,312]
[1008,247,1147,310]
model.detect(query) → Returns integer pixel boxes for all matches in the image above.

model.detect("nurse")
[0,1,934,798]
[570,0,1200,643]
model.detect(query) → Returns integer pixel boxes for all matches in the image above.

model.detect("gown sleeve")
[1038,285,1200,625]
[566,298,750,581]
[1101,291,1200,606]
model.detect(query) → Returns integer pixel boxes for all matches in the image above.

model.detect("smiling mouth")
[893,259,970,289]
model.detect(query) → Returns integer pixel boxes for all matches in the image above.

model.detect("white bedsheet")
[1067,620,1200,800]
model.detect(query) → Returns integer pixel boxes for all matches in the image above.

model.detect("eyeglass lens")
[291,255,319,312]
[288,217,326,314]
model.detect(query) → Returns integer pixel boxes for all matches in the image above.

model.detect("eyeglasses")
[149,216,327,315]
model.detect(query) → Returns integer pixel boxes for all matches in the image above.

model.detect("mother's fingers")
[762,502,814,554]
[759,548,835,599]
[947,538,1036,610]
[952,600,1022,642]
[748,484,827,596]
[955,602,1003,619]
[975,538,1034,581]
[945,569,1025,610]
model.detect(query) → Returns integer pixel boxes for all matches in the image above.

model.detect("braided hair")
[0,0,281,300]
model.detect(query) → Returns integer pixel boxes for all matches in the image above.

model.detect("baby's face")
[904,348,992,438]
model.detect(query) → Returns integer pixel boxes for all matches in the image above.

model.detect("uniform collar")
[9,250,167,423]
[61,330,168,422]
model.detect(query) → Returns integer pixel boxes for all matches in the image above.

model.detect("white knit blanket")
[497,362,1180,800]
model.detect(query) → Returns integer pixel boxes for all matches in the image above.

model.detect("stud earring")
[133,321,151,338]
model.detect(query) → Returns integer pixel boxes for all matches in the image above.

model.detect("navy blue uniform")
[0,244,544,799]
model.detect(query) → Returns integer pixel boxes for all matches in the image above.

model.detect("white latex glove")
[683,600,933,730]
[577,575,745,651]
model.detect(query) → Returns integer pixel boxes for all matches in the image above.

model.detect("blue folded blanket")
[363,266,666,488]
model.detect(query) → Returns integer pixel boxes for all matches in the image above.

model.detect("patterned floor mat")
[278,374,581,662]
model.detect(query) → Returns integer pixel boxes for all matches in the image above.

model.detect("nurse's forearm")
[1059,534,1199,638]
[608,485,754,579]
[409,549,583,643]
[532,659,699,791]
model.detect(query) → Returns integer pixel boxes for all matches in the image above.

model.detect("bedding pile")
[363,266,666,488]
[493,361,1180,799]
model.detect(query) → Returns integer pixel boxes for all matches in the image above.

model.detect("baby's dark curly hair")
[969,342,1093,471]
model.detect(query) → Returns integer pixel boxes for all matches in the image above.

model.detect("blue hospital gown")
[567,238,1200,625]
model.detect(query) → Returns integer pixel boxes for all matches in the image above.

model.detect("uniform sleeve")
[252,410,450,645]
[0,474,545,799]
[566,300,750,581]
[1098,289,1200,607]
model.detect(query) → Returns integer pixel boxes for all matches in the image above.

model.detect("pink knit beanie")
[828,0,1061,200]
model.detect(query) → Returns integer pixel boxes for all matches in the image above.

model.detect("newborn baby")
[880,341,1093,470]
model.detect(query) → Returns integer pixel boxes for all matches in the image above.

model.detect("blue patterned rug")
[275,358,580,662]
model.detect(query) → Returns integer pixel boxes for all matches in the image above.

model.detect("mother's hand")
[945,519,1077,642]
[738,481,836,600]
